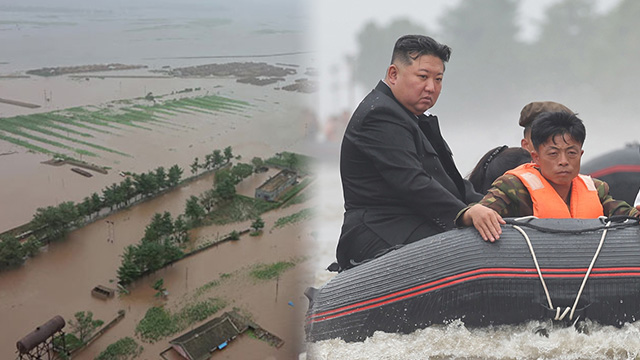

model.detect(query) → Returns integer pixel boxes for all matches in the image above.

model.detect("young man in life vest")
[458,111,640,242]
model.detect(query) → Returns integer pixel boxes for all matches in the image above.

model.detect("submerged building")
[255,169,297,202]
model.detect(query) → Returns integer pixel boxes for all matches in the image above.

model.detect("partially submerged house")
[255,169,297,202]
[168,313,246,360]
[165,311,284,360]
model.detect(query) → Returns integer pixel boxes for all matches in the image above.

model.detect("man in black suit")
[336,35,484,271]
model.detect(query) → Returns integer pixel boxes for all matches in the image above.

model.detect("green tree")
[143,212,174,243]
[285,153,298,171]
[31,201,78,242]
[190,157,200,175]
[77,197,92,221]
[204,154,213,171]
[199,188,219,213]
[22,238,41,258]
[95,337,143,360]
[167,164,183,187]
[231,163,254,182]
[155,167,167,190]
[228,230,240,241]
[121,177,136,206]
[102,183,118,211]
[117,245,141,286]
[90,192,103,216]
[172,215,189,244]
[215,178,236,200]
[212,149,224,169]
[152,278,167,298]
[0,235,25,270]
[251,217,265,234]
[223,146,233,163]
[184,195,205,226]
[251,157,265,172]
[68,311,104,343]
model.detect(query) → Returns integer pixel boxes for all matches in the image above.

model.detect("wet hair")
[530,112,586,151]
[391,35,451,71]
[468,146,532,194]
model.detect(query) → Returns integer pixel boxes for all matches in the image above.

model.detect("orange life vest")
[506,163,604,218]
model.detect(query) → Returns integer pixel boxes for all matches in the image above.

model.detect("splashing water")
[305,319,640,360]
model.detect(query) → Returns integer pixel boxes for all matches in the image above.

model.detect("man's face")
[387,54,444,116]
[531,134,584,187]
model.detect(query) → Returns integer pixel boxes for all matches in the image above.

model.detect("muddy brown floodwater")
[0,73,317,359]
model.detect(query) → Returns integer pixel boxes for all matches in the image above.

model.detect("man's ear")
[386,65,398,85]
[531,150,540,165]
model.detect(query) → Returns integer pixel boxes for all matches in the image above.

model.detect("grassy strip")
[36,112,114,134]
[135,298,227,343]
[273,208,313,229]
[0,93,250,156]
[3,127,97,157]
[206,195,278,225]
[1,119,128,157]
[23,114,94,137]
[250,261,296,280]
[95,337,143,360]
[0,133,54,154]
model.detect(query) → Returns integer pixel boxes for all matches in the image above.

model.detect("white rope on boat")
[511,216,612,321]
[512,222,559,316]
[568,218,611,320]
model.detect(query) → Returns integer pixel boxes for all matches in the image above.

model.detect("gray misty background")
[313,0,639,174]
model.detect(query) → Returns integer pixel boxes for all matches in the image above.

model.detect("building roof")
[256,169,296,193]
[169,313,246,360]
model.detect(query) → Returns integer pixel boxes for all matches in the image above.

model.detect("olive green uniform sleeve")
[455,174,533,225]
[595,178,640,217]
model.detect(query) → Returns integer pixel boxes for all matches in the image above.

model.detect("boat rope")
[504,215,638,234]
[511,216,613,321]
[568,218,611,320]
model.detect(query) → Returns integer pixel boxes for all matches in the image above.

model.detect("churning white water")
[306,319,640,360]
[308,161,640,360]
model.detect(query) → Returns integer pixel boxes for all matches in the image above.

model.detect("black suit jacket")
[339,81,482,249]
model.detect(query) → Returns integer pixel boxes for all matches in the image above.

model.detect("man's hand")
[461,204,506,242]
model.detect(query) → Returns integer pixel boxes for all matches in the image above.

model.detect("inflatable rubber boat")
[581,143,640,205]
[305,217,640,342]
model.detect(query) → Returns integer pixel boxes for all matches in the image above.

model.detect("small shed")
[91,285,115,300]
[255,169,297,202]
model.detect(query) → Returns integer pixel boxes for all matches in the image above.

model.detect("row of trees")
[190,146,234,175]
[27,164,184,244]
[116,157,267,286]
[0,147,235,272]
[117,211,187,286]
[0,235,40,271]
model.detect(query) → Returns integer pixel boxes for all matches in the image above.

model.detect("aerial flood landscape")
[0,1,316,359]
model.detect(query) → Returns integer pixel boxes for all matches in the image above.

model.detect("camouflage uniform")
[455,170,640,224]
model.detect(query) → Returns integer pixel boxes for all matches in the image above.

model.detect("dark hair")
[468,146,532,194]
[530,112,586,150]
[391,35,451,70]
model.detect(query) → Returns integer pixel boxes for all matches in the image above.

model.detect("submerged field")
[0,93,251,159]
